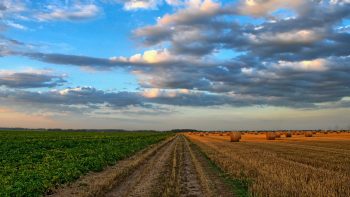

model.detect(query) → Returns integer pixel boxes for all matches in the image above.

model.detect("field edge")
[185,135,250,197]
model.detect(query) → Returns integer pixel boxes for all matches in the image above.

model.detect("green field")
[0,130,171,197]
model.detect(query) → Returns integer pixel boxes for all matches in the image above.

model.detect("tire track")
[105,136,177,197]
[104,135,234,197]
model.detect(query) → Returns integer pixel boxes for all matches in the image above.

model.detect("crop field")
[2,130,350,197]
[0,130,171,197]
[186,132,350,197]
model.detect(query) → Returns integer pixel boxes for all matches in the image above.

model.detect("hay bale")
[275,132,281,138]
[305,131,313,137]
[266,132,276,140]
[230,132,241,142]
[285,132,292,137]
[200,134,204,137]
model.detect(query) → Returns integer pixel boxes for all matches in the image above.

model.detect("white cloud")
[241,67,254,75]
[249,29,324,44]
[142,88,190,98]
[36,4,99,21]
[123,0,160,10]
[237,0,305,17]
[275,59,329,72]
[158,0,221,25]
[110,49,173,63]
[165,0,183,6]
[330,0,350,4]
[4,20,27,30]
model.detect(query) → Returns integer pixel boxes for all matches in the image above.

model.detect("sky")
[0,0,350,130]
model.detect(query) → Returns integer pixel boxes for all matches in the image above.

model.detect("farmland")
[2,130,350,197]
[0,130,171,197]
[186,131,350,197]
[52,134,236,197]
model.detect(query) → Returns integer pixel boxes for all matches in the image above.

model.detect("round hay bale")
[285,132,292,137]
[230,132,241,142]
[266,132,276,140]
[200,134,204,137]
[305,131,313,137]
[275,132,281,138]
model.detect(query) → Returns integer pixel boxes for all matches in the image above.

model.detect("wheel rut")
[105,135,234,197]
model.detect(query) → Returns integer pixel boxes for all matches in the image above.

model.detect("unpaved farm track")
[51,135,234,197]
[105,135,233,197]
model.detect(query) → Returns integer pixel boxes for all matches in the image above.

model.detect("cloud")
[9,49,208,71]
[133,0,228,56]
[0,87,144,114]
[236,0,305,17]
[18,52,134,69]
[0,70,66,88]
[274,59,329,72]
[142,88,189,98]
[3,20,27,30]
[165,0,182,6]
[248,29,325,45]
[111,49,174,63]
[123,0,160,10]
[0,1,100,25]
[119,0,187,10]
[1,0,350,112]
[134,1,350,59]
[36,4,100,21]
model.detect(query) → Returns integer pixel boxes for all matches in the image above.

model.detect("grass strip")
[189,140,251,197]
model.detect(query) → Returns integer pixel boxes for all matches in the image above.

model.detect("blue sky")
[1,0,350,130]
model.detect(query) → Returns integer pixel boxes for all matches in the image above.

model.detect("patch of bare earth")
[50,135,234,197]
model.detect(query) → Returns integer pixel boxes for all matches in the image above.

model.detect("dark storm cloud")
[0,72,66,88]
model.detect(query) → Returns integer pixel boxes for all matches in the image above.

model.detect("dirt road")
[104,135,233,197]
[50,135,234,197]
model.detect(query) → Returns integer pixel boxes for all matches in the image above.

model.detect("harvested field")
[186,132,350,197]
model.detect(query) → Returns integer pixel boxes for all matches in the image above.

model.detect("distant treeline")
[0,128,165,132]
[1,127,349,132]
